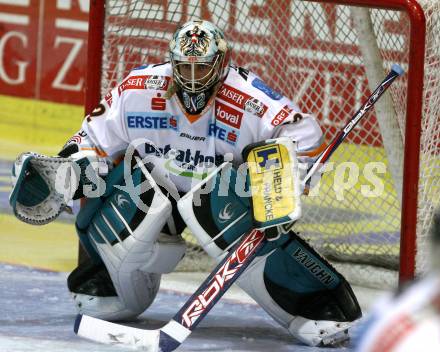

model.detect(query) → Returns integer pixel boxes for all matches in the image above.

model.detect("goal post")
[78,0,106,265]
[85,0,105,116]
[84,0,439,288]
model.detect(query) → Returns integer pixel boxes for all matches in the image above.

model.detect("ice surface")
[0,264,368,352]
[0,158,385,351]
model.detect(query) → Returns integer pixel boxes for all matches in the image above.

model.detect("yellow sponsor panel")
[0,213,78,272]
[0,95,83,160]
[0,186,11,193]
[247,143,296,223]
[0,95,82,271]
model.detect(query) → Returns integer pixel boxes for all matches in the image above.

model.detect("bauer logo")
[252,78,283,100]
[179,132,205,141]
[244,97,268,118]
[271,105,294,126]
[215,101,243,128]
[253,145,282,173]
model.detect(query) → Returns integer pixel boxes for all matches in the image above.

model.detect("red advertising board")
[0,0,408,148]
[95,1,407,148]
[0,0,88,104]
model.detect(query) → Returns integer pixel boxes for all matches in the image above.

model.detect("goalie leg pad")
[178,163,253,260]
[179,165,361,345]
[68,259,161,321]
[75,161,185,319]
[237,233,361,346]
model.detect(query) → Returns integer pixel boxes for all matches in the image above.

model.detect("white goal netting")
[95,0,440,288]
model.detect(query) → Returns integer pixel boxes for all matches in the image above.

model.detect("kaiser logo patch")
[118,75,171,95]
[118,76,146,95]
[218,84,249,109]
[244,97,268,118]
[144,75,170,90]
[217,84,268,118]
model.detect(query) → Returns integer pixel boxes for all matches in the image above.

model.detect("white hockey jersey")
[67,63,324,193]
[356,274,440,352]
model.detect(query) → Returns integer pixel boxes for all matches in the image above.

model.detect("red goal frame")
[84,0,426,285]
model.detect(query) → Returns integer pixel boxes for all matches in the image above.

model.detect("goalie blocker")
[179,137,362,346]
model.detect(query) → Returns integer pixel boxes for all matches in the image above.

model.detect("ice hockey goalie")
[10,20,361,347]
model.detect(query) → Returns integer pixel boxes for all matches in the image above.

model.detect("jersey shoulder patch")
[219,70,274,119]
[224,68,308,130]
[216,82,268,119]
[251,77,284,101]
[222,68,293,119]
[132,64,149,71]
[117,63,172,96]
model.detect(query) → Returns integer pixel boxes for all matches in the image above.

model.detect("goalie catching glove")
[9,151,108,225]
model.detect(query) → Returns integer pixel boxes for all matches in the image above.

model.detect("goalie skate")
[288,316,352,347]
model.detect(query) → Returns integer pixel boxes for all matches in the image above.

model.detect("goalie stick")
[74,64,404,351]
[303,63,404,188]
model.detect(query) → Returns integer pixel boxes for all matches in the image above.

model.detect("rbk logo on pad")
[253,145,282,173]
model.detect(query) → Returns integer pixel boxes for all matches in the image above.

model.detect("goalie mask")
[170,20,231,114]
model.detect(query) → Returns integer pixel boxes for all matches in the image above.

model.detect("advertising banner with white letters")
[0,0,407,150]
[0,0,88,105]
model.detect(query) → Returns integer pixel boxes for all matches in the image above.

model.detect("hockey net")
[87,0,440,288]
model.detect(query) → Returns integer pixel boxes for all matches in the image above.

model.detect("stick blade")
[391,63,404,76]
[74,314,161,351]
